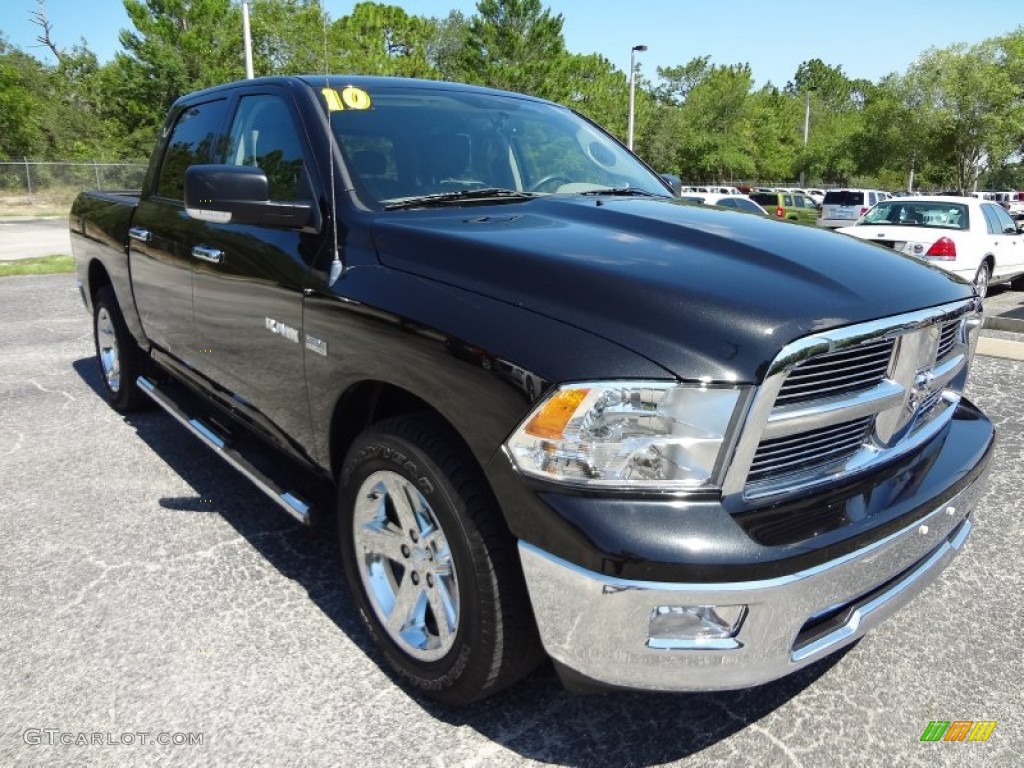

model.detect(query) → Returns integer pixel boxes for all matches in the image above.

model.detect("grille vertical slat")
[936,321,959,361]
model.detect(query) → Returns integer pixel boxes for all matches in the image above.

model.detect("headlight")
[505,381,745,490]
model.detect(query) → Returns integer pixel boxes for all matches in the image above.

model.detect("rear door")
[793,194,817,223]
[983,203,1024,275]
[131,98,230,359]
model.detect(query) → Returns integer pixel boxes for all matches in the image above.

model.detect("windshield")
[859,201,969,230]
[319,81,671,209]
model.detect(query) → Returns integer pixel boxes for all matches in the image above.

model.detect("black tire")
[92,285,149,412]
[973,262,991,300]
[338,413,542,704]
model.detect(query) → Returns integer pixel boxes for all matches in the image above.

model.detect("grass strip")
[0,255,75,277]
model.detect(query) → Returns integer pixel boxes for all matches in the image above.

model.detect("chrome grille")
[936,321,958,361]
[774,338,894,406]
[722,299,979,502]
[748,417,872,484]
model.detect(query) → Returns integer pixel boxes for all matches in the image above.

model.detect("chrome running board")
[137,375,311,525]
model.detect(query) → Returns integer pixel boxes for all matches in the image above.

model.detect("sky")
[3,0,1022,89]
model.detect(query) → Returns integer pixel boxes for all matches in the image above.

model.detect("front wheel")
[338,414,541,704]
[92,286,149,412]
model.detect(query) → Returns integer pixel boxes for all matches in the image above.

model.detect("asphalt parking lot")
[1,273,1022,767]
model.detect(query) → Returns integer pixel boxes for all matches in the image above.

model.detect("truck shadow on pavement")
[74,357,849,767]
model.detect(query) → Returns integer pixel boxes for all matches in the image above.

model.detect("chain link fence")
[0,160,148,213]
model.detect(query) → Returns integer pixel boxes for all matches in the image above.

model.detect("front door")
[189,90,325,455]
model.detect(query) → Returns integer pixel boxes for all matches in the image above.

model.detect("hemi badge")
[305,334,328,357]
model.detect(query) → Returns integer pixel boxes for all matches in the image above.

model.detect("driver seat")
[431,133,474,185]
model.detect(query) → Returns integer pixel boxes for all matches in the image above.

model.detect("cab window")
[156,99,228,200]
[227,94,311,201]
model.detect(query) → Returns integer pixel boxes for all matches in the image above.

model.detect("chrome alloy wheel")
[353,470,460,661]
[96,307,121,393]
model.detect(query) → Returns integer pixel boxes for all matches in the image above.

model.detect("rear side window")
[730,198,764,214]
[750,193,776,206]
[990,204,1017,233]
[980,205,1001,234]
[156,99,228,200]
[823,191,865,206]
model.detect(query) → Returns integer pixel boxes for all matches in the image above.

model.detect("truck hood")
[370,196,973,383]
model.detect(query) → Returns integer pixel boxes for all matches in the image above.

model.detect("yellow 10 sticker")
[321,86,373,112]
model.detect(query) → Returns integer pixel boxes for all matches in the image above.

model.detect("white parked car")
[805,188,826,205]
[836,196,1024,298]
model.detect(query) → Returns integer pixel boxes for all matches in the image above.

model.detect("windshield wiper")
[382,188,538,210]
[576,187,661,197]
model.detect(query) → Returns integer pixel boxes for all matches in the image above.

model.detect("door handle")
[191,245,224,264]
[128,227,151,244]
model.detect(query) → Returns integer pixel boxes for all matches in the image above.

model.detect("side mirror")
[659,173,682,196]
[184,165,313,229]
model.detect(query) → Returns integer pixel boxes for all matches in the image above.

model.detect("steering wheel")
[528,173,572,193]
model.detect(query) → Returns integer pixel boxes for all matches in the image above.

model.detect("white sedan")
[680,192,769,216]
[837,196,1024,298]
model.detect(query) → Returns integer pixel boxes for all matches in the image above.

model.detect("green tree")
[458,0,567,98]
[249,0,327,75]
[109,0,245,154]
[329,2,436,77]
[655,56,711,105]
[549,53,630,137]
[424,10,469,81]
[675,63,756,180]
[905,41,1024,192]
[0,39,48,159]
[747,85,801,182]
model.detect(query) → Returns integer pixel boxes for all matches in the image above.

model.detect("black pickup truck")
[71,75,994,704]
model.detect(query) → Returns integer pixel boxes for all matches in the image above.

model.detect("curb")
[982,315,1024,335]
[976,336,1024,361]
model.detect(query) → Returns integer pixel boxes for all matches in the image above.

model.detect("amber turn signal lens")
[524,388,590,439]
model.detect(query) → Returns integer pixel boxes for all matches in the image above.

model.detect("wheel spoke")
[357,522,406,563]
[427,578,457,645]
[387,577,424,635]
[383,474,420,534]
[422,529,448,557]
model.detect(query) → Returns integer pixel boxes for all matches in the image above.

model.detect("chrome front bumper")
[519,469,988,692]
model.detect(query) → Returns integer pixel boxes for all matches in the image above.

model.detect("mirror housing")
[184,165,312,229]
[659,173,682,196]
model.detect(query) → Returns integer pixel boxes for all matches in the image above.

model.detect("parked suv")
[749,191,819,224]
[818,189,885,228]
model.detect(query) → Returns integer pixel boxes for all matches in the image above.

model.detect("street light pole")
[800,88,813,188]
[242,1,254,79]
[628,44,647,151]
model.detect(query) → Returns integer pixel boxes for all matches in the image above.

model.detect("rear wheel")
[92,286,149,412]
[973,262,991,300]
[338,414,542,704]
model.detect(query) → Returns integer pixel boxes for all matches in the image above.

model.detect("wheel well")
[87,259,112,301]
[329,382,466,480]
